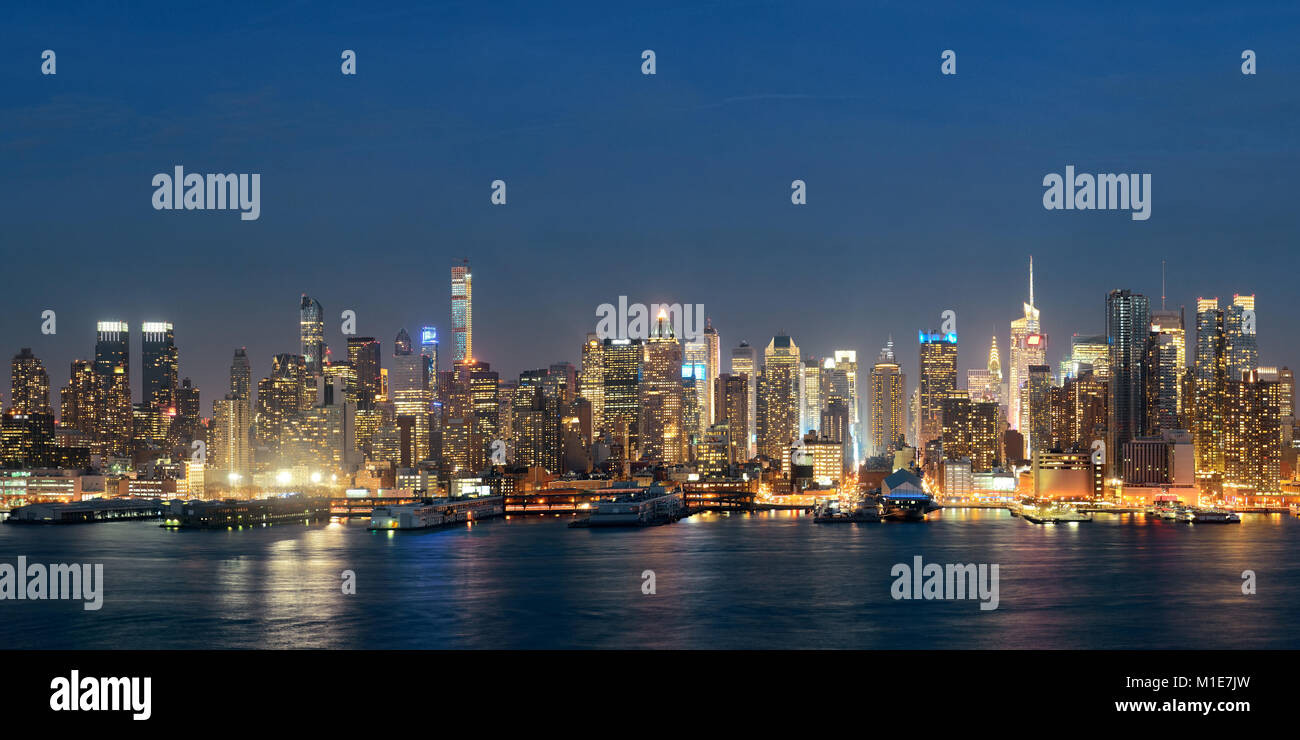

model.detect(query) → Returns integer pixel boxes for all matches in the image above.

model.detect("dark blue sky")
[3,1,1297,413]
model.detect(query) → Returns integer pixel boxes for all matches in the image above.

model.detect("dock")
[4,499,163,524]
[161,497,332,529]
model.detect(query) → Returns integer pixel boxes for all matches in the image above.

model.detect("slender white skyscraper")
[451,260,472,363]
[731,341,758,457]
[1009,257,1045,433]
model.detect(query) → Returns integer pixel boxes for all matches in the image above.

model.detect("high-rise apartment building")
[1107,289,1151,477]
[730,342,758,457]
[758,335,800,467]
[869,339,905,456]
[917,331,958,451]
[451,260,472,363]
[9,348,50,415]
[299,295,326,375]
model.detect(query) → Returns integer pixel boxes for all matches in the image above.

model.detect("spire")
[1029,255,1035,308]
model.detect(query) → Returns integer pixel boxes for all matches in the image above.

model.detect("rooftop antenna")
[1028,255,1034,307]
[1161,259,1167,310]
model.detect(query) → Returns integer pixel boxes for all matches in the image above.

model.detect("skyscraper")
[684,337,712,438]
[869,339,905,456]
[299,295,326,375]
[141,321,178,410]
[602,338,642,459]
[347,337,381,409]
[639,310,685,464]
[704,319,721,424]
[94,321,129,378]
[1026,364,1052,456]
[715,372,749,464]
[1193,297,1226,478]
[59,360,102,451]
[1223,368,1281,495]
[831,350,861,465]
[391,328,431,465]
[420,327,439,395]
[917,331,958,451]
[1107,289,1151,476]
[9,348,50,415]
[580,333,605,433]
[1009,257,1046,431]
[230,348,251,404]
[451,260,472,363]
[941,395,999,471]
[1224,294,1258,380]
[1146,310,1184,432]
[730,341,758,457]
[758,334,800,466]
[212,394,251,481]
[799,357,822,437]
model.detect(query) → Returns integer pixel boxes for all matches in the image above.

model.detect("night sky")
[3,1,1297,415]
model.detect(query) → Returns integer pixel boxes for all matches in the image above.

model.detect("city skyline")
[2,261,1284,434]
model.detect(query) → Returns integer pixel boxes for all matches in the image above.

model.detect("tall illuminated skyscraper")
[230,347,251,404]
[580,333,605,433]
[731,342,758,457]
[869,339,905,456]
[1223,368,1282,495]
[831,350,861,464]
[1107,289,1150,476]
[684,336,712,438]
[451,260,473,363]
[141,321,178,410]
[212,394,251,480]
[1193,297,1227,479]
[602,338,642,458]
[59,360,102,448]
[1009,257,1045,431]
[799,358,822,437]
[704,320,720,424]
[390,328,431,465]
[715,373,749,464]
[1026,364,1052,456]
[347,337,381,410]
[94,321,129,378]
[640,310,684,464]
[299,295,326,376]
[1224,294,1257,380]
[1069,334,1110,379]
[420,327,439,395]
[102,364,132,458]
[9,348,50,415]
[1147,307,1185,431]
[758,334,800,467]
[917,331,958,451]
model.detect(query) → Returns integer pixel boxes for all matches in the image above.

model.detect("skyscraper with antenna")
[1009,256,1046,440]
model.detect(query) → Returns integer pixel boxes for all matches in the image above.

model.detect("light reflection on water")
[0,510,1295,649]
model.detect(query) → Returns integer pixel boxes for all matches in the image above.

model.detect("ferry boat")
[880,493,940,521]
[368,497,503,531]
[569,486,686,527]
[1021,505,1093,524]
[814,499,882,523]
[879,469,940,521]
[1177,508,1241,524]
[1154,503,1185,520]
